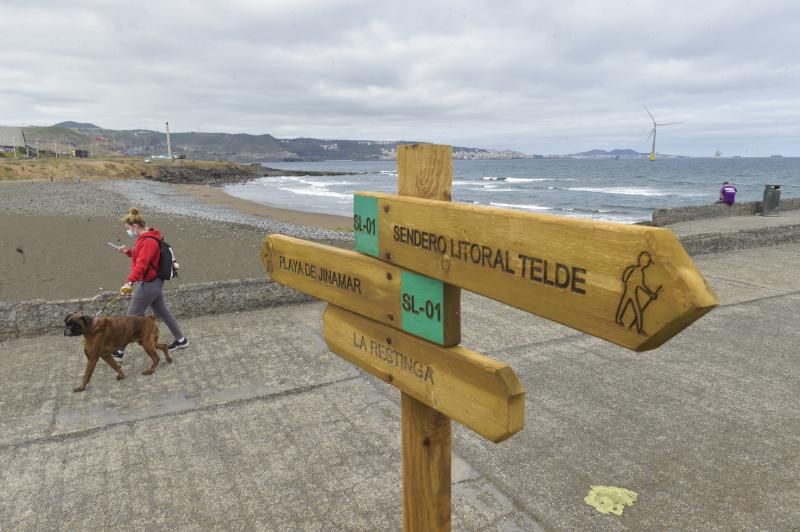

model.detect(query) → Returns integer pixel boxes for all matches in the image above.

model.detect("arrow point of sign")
[633,262,719,352]
[636,304,715,352]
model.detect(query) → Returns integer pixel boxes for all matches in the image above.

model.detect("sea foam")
[489,202,551,211]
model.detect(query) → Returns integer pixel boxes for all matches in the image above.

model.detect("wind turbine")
[644,105,681,161]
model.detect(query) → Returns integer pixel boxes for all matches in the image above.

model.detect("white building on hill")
[0,126,25,152]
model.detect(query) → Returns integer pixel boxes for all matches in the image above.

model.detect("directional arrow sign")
[354,192,719,351]
[261,234,461,346]
[323,304,524,443]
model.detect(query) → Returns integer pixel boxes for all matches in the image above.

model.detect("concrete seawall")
[0,278,312,342]
[679,223,800,256]
[4,202,800,340]
[652,197,800,226]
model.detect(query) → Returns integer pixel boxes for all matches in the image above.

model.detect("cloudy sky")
[2,0,799,156]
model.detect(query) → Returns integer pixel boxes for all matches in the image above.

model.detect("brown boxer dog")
[64,313,172,392]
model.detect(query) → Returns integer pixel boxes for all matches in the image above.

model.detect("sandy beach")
[180,184,352,231]
[0,178,352,302]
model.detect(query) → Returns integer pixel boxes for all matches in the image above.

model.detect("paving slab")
[1,242,799,530]
[0,303,541,531]
[454,293,800,530]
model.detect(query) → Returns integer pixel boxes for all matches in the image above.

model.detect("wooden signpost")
[261,143,718,530]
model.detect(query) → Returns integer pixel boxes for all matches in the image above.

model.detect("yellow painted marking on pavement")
[584,485,638,516]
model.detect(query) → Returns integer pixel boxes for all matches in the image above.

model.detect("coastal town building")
[0,126,25,154]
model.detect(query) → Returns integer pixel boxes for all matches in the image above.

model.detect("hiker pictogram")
[615,252,662,336]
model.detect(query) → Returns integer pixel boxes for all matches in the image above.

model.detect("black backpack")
[142,235,179,280]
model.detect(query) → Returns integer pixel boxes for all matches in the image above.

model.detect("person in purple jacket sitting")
[719,181,737,205]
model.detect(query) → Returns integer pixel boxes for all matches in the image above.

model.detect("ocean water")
[223,158,800,223]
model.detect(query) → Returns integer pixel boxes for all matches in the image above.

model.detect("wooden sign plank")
[261,234,461,346]
[323,304,525,443]
[353,192,719,352]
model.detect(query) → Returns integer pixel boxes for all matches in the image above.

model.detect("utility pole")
[35,139,40,158]
[12,136,17,158]
[90,141,93,158]
[165,121,173,161]
[21,129,29,158]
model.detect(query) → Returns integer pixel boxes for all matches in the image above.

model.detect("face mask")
[126,228,136,238]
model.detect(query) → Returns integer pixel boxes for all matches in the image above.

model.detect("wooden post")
[399,143,456,531]
[402,393,451,531]
[397,143,453,201]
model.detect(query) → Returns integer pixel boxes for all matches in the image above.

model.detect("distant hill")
[9,122,519,162]
[53,121,102,130]
[571,149,647,158]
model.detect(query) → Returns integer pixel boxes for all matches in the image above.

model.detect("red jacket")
[125,228,162,283]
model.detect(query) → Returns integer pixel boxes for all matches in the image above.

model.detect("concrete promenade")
[2,245,800,529]
[668,207,800,238]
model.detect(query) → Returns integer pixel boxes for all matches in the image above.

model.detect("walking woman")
[112,207,188,358]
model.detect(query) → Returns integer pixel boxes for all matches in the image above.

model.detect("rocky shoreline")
[0,156,360,184]
[145,163,359,185]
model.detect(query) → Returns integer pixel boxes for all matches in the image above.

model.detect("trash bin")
[762,185,781,216]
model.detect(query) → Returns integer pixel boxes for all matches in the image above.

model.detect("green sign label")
[400,271,445,344]
[354,194,379,257]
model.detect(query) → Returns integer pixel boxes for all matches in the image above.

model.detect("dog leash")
[94,292,126,317]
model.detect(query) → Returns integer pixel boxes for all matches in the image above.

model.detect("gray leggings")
[126,278,184,340]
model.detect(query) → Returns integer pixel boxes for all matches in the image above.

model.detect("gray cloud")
[2,0,799,155]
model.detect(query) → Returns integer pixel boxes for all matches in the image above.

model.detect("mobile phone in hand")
[107,242,123,252]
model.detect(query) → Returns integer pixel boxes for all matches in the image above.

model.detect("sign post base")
[402,392,451,532]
